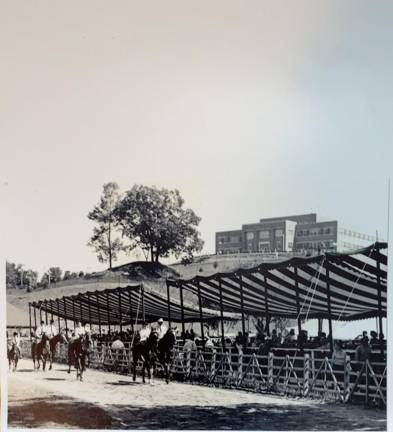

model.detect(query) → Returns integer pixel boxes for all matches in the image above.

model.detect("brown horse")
[48,332,68,370]
[31,334,51,371]
[132,329,159,384]
[72,333,92,381]
[7,340,20,372]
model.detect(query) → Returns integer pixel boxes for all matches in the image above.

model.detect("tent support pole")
[294,266,302,345]
[197,280,204,344]
[325,257,334,354]
[179,282,185,341]
[239,274,246,345]
[33,304,37,330]
[87,292,92,328]
[219,277,225,350]
[106,292,111,333]
[127,290,133,332]
[28,302,32,341]
[97,294,102,335]
[56,299,60,330]
[376,244,384,355]
[72,297,76,327]
[39,304,42,324]
[63,298,68,331]
[263,272,270,336]
[118,289,123,333]
[166,280,172,328]
[141,284,145,322]
[45,300,48,324]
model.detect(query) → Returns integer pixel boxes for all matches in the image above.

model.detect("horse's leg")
[49,350,53,370]
[14,356,18,372]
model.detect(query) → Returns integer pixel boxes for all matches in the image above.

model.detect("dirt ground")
[8,359,386,430]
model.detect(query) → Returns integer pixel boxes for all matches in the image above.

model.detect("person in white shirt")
[84,323,91,334]
[74,321,86,338]
[47,319,58,338]
[139,321,151,343]
[156,318,168,340]
[35,321,46,339]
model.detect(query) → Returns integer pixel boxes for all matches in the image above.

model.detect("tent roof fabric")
[31,284,236,324]
[167,243,388,322]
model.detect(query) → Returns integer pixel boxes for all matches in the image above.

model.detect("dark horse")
[7,341,20,372]
[69,333,92,381]
[31,334,51,371]
[48,332,68,370]
[156,328,176,384]
[132,329,159,384]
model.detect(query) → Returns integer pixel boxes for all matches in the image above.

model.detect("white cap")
[158,318,164,323]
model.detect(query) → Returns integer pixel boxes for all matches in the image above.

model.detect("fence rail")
[20,341,386,406]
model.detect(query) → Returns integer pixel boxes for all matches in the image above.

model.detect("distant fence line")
[19,340,386,407]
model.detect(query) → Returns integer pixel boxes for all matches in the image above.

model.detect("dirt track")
[8,359,386,430]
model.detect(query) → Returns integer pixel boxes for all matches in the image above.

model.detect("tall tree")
[115,184,204,263]
[88,182,125,269]
[49,267,63,283]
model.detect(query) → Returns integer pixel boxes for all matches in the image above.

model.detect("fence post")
[237,349,243,386]
[304,353,310,397]
[344,354,351,402]
[268,352,274,390]
[311,350,315,382]
[210,349,216,381]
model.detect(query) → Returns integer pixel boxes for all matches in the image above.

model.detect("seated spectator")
[332,340,346,368]
[270,329,279,346]
[370,331,379,347]
[354,337,371,371]
[284,329,296,344]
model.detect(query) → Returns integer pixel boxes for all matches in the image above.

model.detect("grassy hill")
[7,253,289,329]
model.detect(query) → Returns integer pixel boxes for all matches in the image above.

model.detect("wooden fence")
[20,340,386,406]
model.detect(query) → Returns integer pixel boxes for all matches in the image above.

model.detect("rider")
[35,320,46,339]
[74,321,86,338]
[139,320,151,342]
[156,318,168,341]
[47,319,58,338]
[12,331,22,358]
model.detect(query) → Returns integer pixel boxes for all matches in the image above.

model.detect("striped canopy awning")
[167,243,388,321]
[31,284,235,325]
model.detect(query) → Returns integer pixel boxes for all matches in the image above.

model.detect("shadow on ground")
[108,403,386,430]
[8,396,114,429]
[9,398,386,430]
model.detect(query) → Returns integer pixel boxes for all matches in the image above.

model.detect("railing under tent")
[26,242,387,407]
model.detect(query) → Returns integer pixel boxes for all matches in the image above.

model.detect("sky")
[1,0,392,275]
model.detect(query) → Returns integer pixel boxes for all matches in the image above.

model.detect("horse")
[7,340,20,372]
[156,328,176,383]
[72,333,92,381]
[48,331,68,370]
[132,329,159,384]
[31,333,51,371]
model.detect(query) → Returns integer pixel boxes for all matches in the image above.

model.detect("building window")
[246,232,254,240]
[230,236,239,243]
[275,229,283,237]
[259,230,269,239]
[325,228,330,234]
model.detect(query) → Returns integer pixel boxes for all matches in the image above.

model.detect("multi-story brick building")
[216,213,378,255]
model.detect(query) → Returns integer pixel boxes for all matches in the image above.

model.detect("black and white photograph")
[2,1,391,430]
